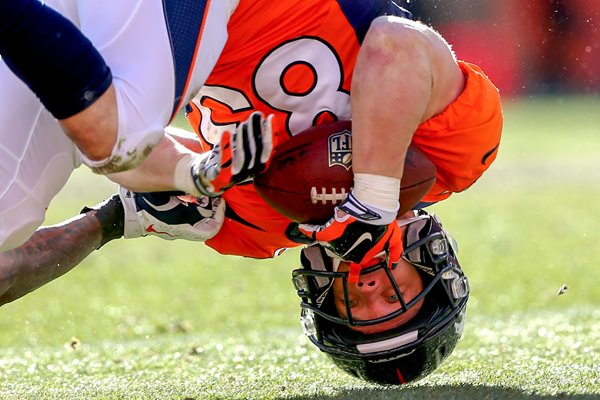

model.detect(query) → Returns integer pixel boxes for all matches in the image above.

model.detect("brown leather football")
[254,120,436,224]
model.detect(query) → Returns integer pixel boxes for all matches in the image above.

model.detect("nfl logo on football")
[328,129,352,170]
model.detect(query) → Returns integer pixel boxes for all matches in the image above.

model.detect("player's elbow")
[0,267,17,307]
[61,84,164,174]
[60,84,119,162]
[364,16,432,67]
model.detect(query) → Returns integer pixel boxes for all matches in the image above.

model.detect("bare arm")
[0,193,124,306]
[107,127,204,192]
[0,213,102,306]
[293,17,468,265]
[351,16,465,179]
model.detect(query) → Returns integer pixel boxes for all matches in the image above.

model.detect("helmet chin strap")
[347,248,392,283]
[348,263,361,283]
[330,254,341,272]
[298,245,337,308]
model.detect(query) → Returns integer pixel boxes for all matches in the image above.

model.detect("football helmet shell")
[292,210,469,385]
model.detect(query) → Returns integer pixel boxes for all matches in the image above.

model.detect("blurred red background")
[402,0,600,96]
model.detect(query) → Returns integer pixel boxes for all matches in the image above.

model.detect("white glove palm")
[119,187,225,241]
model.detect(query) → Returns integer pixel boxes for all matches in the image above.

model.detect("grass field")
[1,95,600,399]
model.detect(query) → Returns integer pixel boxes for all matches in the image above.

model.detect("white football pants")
[0,0,232,251]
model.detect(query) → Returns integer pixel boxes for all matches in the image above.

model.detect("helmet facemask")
[292,210,469,385]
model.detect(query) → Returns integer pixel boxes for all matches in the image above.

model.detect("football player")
[0,0,503,272]
[0,0,503,384]
[179,8,502,264]
[0,192,468,385]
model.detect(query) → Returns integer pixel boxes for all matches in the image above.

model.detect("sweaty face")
[332,258,424,334]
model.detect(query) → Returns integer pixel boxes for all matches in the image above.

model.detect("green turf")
[1,95,600,399]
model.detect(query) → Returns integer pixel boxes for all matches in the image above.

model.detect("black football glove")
[80,194,124,249]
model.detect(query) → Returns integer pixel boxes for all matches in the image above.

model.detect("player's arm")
[106,129,201,192]
[0,189,225,307]
[0,209,105,306]
[108,112,275,196]
[288,17,465,266]
[351,16,464,180]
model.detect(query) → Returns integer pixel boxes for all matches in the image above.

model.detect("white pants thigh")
[0,62,81,252]
[0,0,233,251]
[0,0,173,252]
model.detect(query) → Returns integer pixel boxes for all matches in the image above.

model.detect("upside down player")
[0,1,501,257]
[0,194,469,385]
[180,3,503,263]
[0,0,502,385]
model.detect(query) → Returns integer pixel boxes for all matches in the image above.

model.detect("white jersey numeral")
[254,37,351,135]
[193,37,351,140]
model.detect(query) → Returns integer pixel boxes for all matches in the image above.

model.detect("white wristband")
[352,173,400,212]
[174,154,201,196]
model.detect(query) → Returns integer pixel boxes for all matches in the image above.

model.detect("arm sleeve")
[0,0,112,119]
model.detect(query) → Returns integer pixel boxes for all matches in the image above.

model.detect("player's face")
[332,258,424,334]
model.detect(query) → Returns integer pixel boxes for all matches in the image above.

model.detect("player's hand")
[119,187,225,241]
[286,192,403,266]
[191,112,274,197]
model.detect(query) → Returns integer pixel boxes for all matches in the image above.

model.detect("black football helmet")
[291,210,469,385]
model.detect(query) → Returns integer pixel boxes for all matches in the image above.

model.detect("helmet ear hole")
[438,345,447,360]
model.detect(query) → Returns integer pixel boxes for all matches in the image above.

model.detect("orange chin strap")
[348,256,392,284]
[348,262,362,284]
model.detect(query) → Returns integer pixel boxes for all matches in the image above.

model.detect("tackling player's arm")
[0,188,225,307]
[0,211,105,306]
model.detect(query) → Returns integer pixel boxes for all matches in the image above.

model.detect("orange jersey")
[414,61,503,203]
[188,0,411,258]
[185,1,502,258]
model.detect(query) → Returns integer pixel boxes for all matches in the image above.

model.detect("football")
[254,120,436,224]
